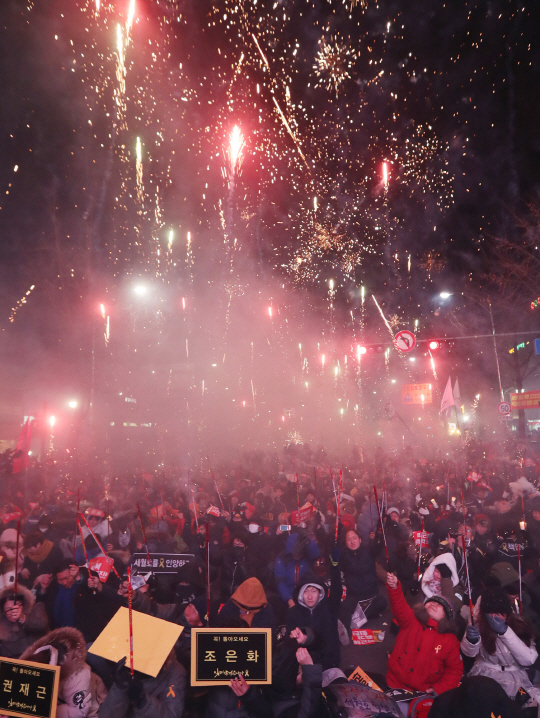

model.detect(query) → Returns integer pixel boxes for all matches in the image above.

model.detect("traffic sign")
[401,383,433,405]
[394,330,416,353]
[497,401,511,416]
[535,338,540,355]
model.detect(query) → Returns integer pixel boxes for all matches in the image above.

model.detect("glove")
[437,563,452,579]
[466,625,480,644]
[113,658,132,690]
[127,675,146,708]
[486,614,508,635]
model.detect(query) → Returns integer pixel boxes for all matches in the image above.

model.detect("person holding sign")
[20,626,106,718]
[337,529,387,633]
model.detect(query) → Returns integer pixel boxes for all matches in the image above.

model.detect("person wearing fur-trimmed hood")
[421,552,465,620]
[0,584,49,658]
[20,626,106,718]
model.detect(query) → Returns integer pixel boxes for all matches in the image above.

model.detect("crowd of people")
[0,440,539,717]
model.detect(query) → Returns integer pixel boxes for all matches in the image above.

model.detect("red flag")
[12,419,31,474]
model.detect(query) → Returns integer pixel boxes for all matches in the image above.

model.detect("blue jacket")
[274,534,320,603]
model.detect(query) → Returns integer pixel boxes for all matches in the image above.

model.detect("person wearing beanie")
[218,577,277,633]
[385,572,463,696]
[461,586,540,702]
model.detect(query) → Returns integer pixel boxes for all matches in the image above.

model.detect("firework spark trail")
[372,295,395,340]
[8,285,35,323]
[272,97,310,171]
[115,24,127,128]
[250,33,310,172]
[224,125,245,273]
[126,0,135,43]
[135,137,144,210]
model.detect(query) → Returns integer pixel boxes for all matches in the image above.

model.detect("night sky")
[0,0,539,462]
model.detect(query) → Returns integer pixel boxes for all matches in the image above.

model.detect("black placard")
[130,553,194,574]
[191,628,272,686]
[0,658,60,718]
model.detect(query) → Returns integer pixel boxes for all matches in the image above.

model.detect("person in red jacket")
[386,572,463,696]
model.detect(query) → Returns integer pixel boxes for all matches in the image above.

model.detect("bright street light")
[439,292,451,299]
[68,400,78,409]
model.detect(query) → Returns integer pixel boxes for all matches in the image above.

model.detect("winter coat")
[461,622,540,699]
[99,654,186,718]
[36,567,121,642]
[285,572,341,670]
[0,585,49,658]
[20,627,106,718]
[21,541,64,586]
[386,581,463,695]
[274,535,320,603]
[219,547,251,601]
[338,541,379,600]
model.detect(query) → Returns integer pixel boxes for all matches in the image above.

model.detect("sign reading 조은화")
[0,657,60,718]
[130,553,194,574]
[191,628,272,686]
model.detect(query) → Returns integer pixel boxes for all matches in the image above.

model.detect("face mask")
[248,524,260,534]
[39,527,47,533]
[119,529,130,548]
[233,546,245,557]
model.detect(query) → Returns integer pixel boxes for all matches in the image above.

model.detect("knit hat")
[191,596,208,622]
[488,562,519,588]
[424,595,454,621]
[387,507,400,518]
[480,587,512,616]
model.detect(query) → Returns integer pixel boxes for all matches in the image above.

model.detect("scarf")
[27,540,53,564]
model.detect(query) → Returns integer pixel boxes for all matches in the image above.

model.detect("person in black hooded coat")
[285,568,341,670]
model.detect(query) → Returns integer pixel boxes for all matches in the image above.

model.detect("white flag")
[441,377,455,413]
[453,379,462,412]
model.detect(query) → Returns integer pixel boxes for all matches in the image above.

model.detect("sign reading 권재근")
[0,657,60,718]
[191,628,272,686]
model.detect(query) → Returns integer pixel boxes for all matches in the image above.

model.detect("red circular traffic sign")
[394,330,416,353]
[497,401,511,415]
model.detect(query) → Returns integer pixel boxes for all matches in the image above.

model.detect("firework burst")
[314,37,356,96]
